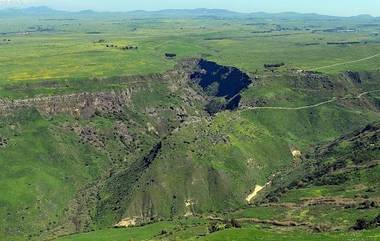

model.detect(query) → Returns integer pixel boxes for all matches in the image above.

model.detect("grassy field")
[203,227,380,241]
[0,13,380,90]
[55,222,380,241]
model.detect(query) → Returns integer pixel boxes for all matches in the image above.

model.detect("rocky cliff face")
[0,89,134,118]
[0,59,252,118]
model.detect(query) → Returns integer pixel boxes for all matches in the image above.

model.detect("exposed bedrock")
[0,89,134,118]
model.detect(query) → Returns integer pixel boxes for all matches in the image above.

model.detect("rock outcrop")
[0,89,134,118]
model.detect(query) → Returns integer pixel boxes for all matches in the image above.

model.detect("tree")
[205,98,226,114]
[352,218,369,230]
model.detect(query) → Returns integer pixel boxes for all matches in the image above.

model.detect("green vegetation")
[1,11,380,90]
[0,8,380,241]
[203,227,380,241]
[57,222,178,241]
[56,222,380,241]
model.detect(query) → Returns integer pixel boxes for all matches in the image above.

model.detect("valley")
[0,7,379,241]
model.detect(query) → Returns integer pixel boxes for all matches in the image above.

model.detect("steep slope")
[0,59,253,241]
[0,71,205,241]
[86,59,254,228]
[55,123,380,241]
[229,123,380,235]
[261,122,380,205]
[1,60,380,241]
[102,65,380,229]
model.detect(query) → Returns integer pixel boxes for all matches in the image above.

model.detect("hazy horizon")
[0,0,379,17]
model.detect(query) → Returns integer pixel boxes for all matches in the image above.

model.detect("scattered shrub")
[230,219,241,228]
[352,214,380,230]
[205,98,226,114]
[264,63,285,68]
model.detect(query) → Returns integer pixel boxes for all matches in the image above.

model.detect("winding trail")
[242,98,337,111]
[240,89,380,112]
[357,89,380,98]
[312,52,380,71]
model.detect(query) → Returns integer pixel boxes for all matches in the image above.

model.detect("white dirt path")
[240,89,380,112]
[312,52,380,71]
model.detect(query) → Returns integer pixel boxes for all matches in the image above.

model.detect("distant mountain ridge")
[0,6,378,19]
[0,6,65,15]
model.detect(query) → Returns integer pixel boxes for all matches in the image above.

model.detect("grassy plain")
[1,14,380,89]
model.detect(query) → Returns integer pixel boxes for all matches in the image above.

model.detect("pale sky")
[0,0,379,17]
